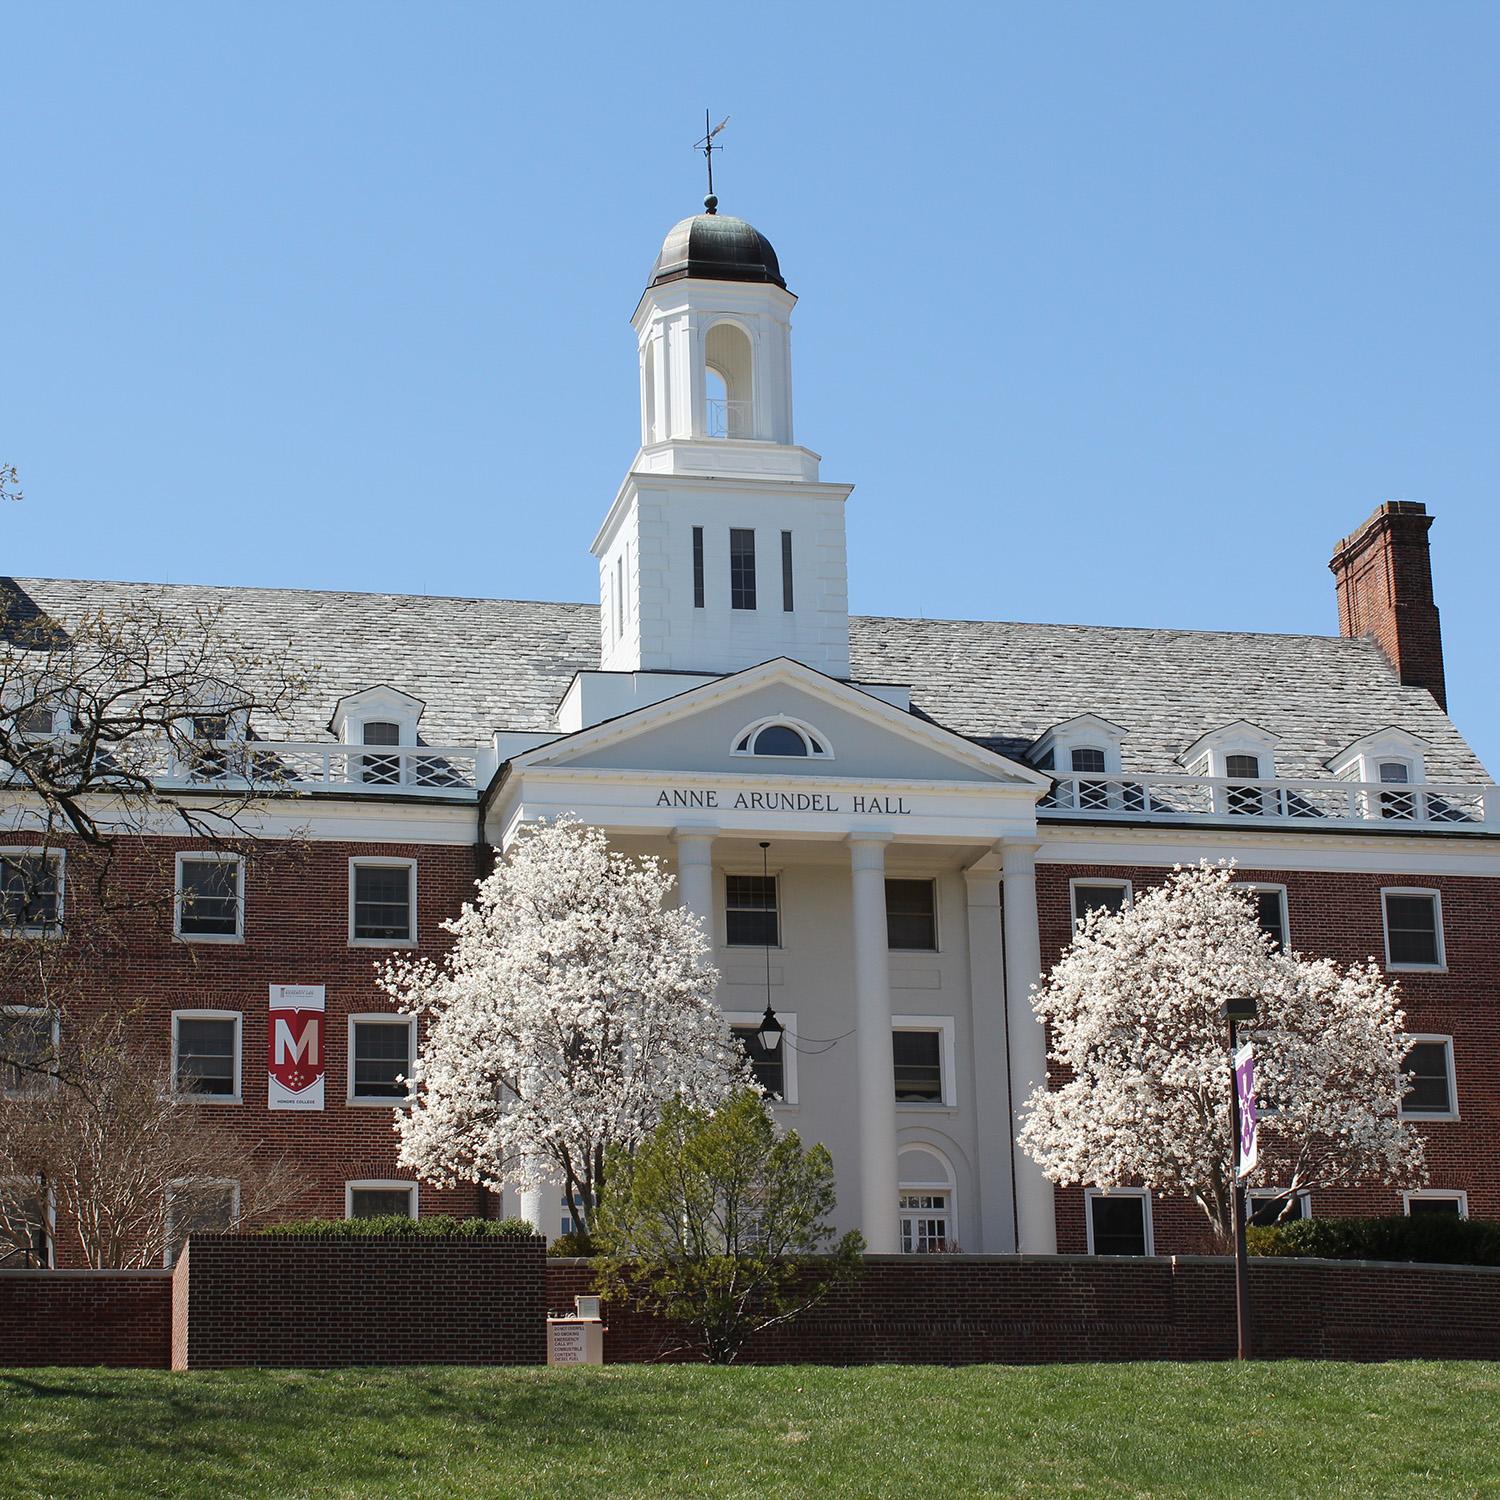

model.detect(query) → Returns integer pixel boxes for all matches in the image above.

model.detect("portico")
[484,659,1058,1253]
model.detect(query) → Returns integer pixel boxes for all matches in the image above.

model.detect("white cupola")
[592,198,854,680]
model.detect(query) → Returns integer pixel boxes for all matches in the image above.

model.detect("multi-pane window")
[886,879,937,951]
[1086,1191,1151,1255]
[1225,753,1263,816]
[893,1030,943,1103]
[1239,885,1288,952]
[725,875,777,947]
[1072,881,1130,923]
[729,528,757,610]
[190,714,230,780]
[692,526,705,609]
[1248,1190,1309,1227]
[1071,746,1111,808]
[1406,1193,1465,1218]
[16,706,57,736]
[176,857,242,939]
[165,1180,238,1266]
[0,1009,55,1098]
[0,1187,50,1267]
[1383,891,1443,969]
[351,861,415,944]
[172,1014,239,1098]
[360,720,402,786]
[348,1183,415,1219]
[0,852,61,932]
[731,1025,785,1101]
[1378,760,1415,820]
[1401,1039,1456,1118]
[899,1192,951,1253]
[350,1017,414,1101]
[780,530,794,612]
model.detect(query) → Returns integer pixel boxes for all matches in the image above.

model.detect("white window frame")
[1246,1187,1312,1225]
[724,1009,799,1106]
[1399,1033,1458,1121]
[174,851,244,944]
[1381,887,1446,973]
[170,1009,243,1104]
[0,1005,60,1100]
[892,1015,957,1108]
[348,857,418,948]
[163,1177,241,1267]
[0,847,65,937]
[1235,882,1290,951]
[885,875,940,953]
[1084,1187,1155,1256]
[347,1012,418,1106]
[897,1142,959,1254]
[1403,1189,1468,1219]
[1029,714,1128,775]
[345,1179,419,1220]
[728,715,834,760]
[0,1176,56,1268]
[1068,877,1133,926]
[1327,728,1429,806]
[723,867,782,950]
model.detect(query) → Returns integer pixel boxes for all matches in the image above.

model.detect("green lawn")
[2,1362,1497,1499]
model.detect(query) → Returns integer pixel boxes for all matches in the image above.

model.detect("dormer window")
[1071,747,1106,774]
[731,718,832,759]
[361,722,401,786]
[1327,728,1430,821]
[328,686,425,788]
[1177,722,1282,817]
[1029,716,1128,812]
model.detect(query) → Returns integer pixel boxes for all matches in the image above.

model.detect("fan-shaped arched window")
[730,718,832,759]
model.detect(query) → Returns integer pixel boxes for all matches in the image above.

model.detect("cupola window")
[704,321,753,438]
[731,718,832,759]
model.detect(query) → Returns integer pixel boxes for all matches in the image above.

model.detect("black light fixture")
[756,1004,784,1055]
[1224,996,1258,1026]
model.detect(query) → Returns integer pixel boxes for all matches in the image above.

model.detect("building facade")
[3,203,1496,1265]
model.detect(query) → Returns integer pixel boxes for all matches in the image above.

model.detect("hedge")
[1247,1214,1500,1267]
[258,1214,536,1239]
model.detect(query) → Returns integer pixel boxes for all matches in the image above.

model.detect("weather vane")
[694,111,729,212]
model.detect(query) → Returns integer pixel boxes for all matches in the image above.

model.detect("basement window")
[1085,1189,1153,1256]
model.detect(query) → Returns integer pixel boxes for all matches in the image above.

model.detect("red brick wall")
[1040,862,1500,1251]
[5,834,491,1264]
[172,1234,547,1368]
[0,1271,172,1367]
[549,1255,1500,1365]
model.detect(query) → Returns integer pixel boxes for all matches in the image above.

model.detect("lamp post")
[1224,995,1259,1361]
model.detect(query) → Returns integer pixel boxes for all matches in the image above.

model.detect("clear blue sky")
[5,3,1497,771]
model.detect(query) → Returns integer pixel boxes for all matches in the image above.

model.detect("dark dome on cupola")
[647,198,787,290]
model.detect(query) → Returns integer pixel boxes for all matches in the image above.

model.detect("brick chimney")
[1329,501,1447,710]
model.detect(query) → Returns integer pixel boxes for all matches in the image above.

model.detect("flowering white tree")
[380,818,748,1234]
[1019,863,1426,1248]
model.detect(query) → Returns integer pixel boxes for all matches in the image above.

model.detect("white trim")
[163,1177,241,1267]
[0,845,65,937]
[886,874,940,953]
[729,715,834,761]
[1403,1189,1468,1218]
[1084,1187,1155,1256]
[724,1009,799,1105]
[1234,881,1290,950]
[1400,1033,1458,1121]
[892,1014,957,1108]
[722,866,782,950]
[348,856,418,948]
[328,684,425,743]
[170,1009,243,1104]
[0,1004,59,1099]
[1381,886,1446,972]
[345,1179,418,1219]
[1068,877,1133,924]
[1029,714,1128,775]
[346,1012,417,1106]
[897,1141,959,1253]
[173,851,244,944]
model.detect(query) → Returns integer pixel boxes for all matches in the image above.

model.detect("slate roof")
[4,577,1490,784]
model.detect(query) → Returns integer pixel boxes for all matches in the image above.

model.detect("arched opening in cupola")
[704,321,753,438]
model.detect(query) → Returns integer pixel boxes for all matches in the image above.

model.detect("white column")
[520,1183,547,1244]
[965,866,1017,1253]
[1002,839,1057,1254]
[672,829,716,947]
[849,834,898,1254]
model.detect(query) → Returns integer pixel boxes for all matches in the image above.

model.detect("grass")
[2,1361,1498,1499]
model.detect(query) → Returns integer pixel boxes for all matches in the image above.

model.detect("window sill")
[895,1101,956,1114]
[349,937,418,949]
[175,1093,242,1106]
[1386,964,1448,975]
[175,932,245,945]
[1400,1111,1459,1123]
[347,1096,413,1109]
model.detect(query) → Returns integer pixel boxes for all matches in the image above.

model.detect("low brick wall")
[548,1254,1500,1364]
[0,1271,173,1368]
[173,1234,547,1369]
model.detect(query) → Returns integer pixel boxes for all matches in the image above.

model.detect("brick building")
[2,200,1495,1265]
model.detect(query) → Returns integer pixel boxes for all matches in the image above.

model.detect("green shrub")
[259,1214,535,1239]
[547,1230,597,1258]
[1247,1214,1500,1266]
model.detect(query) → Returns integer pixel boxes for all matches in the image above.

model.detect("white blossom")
[379,817,748,1231]
[1018,862,1426,1246]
